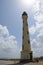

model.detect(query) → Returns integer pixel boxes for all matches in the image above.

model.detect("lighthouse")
[21,12,33,60]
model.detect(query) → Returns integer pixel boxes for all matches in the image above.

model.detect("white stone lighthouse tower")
[21,12,33,60]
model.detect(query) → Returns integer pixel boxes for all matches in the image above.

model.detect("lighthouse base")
[21,51,33,61]
[20,51,33,63]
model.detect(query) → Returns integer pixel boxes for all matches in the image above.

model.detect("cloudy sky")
[0,0,43,59]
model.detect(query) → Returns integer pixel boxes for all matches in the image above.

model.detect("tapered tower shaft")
[21,12,32,60]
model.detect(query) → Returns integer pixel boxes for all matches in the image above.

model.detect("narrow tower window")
[22,45,24,50]
[27,31,29,34]
[28,40,30,44]
[26,23,28,26]
[23,35,24,39]
[23,27,24,31]
[23,21,24,23]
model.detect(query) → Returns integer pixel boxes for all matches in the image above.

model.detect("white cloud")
[29,26,36,35]
[0,24,20,59]
[34,12,43,22]
[32,0,43,12]
[29,22,43,35]
[32,0,40,12]
[30,0,43,57]
[31,39,38,49]
[31,38,43,57]
[37,33,43,42]
[0,25,9,37]
[29,0,43,35]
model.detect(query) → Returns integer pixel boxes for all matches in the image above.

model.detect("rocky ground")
[0,60,43,65]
